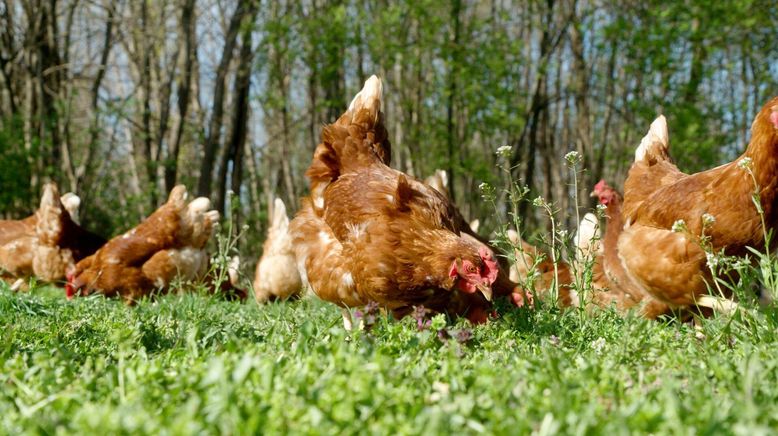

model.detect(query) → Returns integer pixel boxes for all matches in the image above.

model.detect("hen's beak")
[589,190,597,198]
[477,283,493,302]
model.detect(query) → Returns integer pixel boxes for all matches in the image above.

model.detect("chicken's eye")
[466,264,477,273]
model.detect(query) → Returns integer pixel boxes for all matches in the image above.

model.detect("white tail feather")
[506,229,520,245]
[187,197,212,215]
[272,198,289,231]
[635,115,669,162]
[348,75,382,122]
[425,169,449,197]
[574,213,601,261]
[40,183,58,210]
[61,192,81,223]
[228,255,240,286]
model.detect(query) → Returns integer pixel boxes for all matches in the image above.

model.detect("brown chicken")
[505,229,574,308]
[253,198,302,302]
[618,97,778,313]
[587,180,670,318]
[290,76,505,326]
[0,183,105,288]
[67,185,244,302]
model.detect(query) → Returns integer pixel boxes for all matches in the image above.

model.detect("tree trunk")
[446,0,461,203]
[197,0,250,198]
[216,0,259,215]
[165,0,197,193]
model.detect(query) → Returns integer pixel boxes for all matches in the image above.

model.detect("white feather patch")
[345,222,367,240]
[635,115,668,162]
[342,272,354,289]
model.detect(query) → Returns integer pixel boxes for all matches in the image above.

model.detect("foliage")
[2,0,777,253]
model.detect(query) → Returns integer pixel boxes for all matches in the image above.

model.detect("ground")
[2,284,778,434]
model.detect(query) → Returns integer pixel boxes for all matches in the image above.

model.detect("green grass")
[3,285,778,435]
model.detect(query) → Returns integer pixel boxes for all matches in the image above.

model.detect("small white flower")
[557,229,568,239]
[737,157,753,170]
[596,204,607,213]
[564,151,581,166]
[496,145,512,158]
[591,337,606,354]
[478,182,495,201]
[701,213,716,227]
[532,196,545,207]
[671,219,687,233]
[706,252,720,268]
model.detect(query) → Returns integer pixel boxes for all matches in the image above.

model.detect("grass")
[3,285,778,434]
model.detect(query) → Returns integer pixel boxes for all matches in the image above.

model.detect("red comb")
[65,272,75,300]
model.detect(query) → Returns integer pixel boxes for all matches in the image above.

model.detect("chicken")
[587,180,670,318]
[253,198,302,302]
[0,183,105,288]
[505,229,574,308]
[290,76,502,325]
[618,97,778,313]
[66,185,245,302]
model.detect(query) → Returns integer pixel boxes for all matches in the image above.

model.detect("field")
[3,284,778,434]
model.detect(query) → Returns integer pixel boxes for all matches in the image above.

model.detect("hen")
[587,181,670,318]
[67,185,244,302]
[618,97,778,313]
[253,198,302,302]
[290,76,502,325]
[505,229,574,308]
[0,183,105,288]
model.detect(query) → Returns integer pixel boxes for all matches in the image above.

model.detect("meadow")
[3,283,778,434]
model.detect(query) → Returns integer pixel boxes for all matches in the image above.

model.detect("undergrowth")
[3,284,778,434]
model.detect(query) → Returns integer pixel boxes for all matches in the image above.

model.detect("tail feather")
[167,185,189,210]
[228,255,240,287]
[635,115,670,164]
[425,169,450,198]
[36,183,63,245]
[60,192,81,224]
[347,75,382,124]
[574,213,601,262]
[469,219,480,234]
[306,75,390,212]
[271,198,289,232]
[179,192,218,248]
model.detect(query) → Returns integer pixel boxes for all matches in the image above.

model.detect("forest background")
[1,0,776,257]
